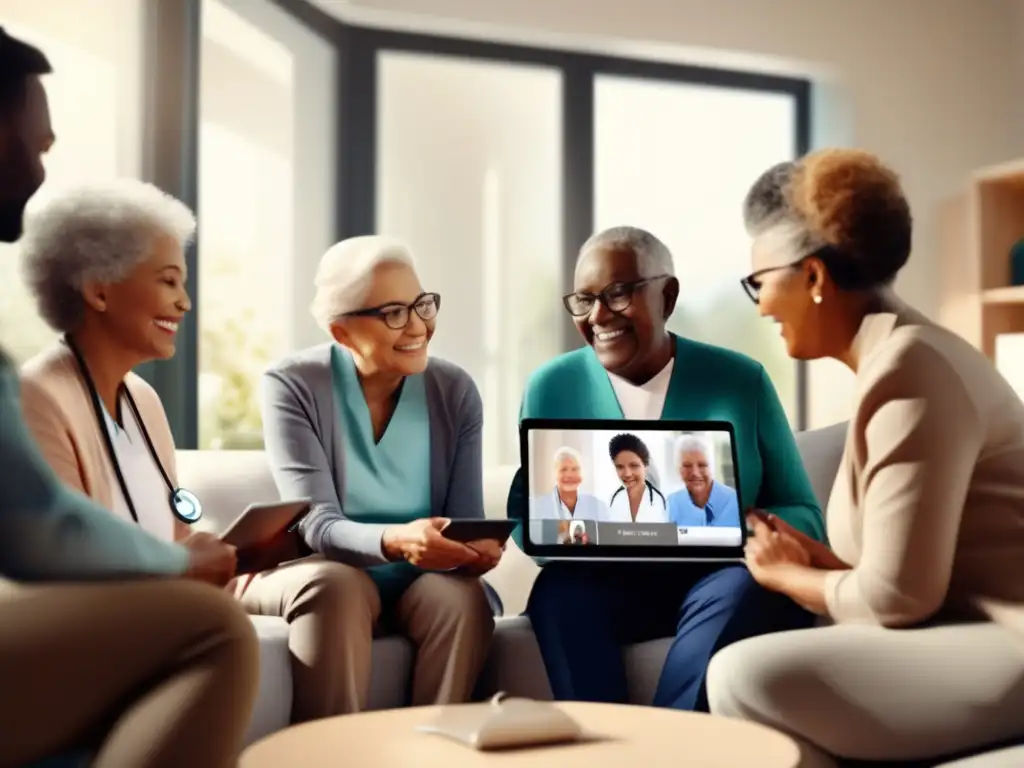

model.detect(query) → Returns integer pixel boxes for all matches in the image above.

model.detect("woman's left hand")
[745,513,810,590]
[461,539,503,575]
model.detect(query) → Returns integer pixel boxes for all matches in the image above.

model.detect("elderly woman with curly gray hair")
[17,179,367,725]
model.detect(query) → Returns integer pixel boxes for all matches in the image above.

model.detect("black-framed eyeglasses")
[562,276,668,317]
[741,245,850,304]
[342,292,441,329]
[739,261,804,305]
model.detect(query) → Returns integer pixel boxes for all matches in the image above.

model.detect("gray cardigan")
[261,343,485,568]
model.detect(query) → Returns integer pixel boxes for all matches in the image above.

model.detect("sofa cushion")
[794,421,847,513]
[479,615,552,700]
[175,450,279,535]
[245,616,293,745]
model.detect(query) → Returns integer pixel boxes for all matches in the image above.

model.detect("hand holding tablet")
[220,500,311,574]
[381,518,481,571]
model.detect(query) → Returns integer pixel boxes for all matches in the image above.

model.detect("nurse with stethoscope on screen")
[606,433,668,523]
[532,446,610,522]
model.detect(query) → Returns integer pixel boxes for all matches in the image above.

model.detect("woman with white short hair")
[666,434,740,528]
[17,179,359,726]
[261,235,498,714]
[532,446,610,522]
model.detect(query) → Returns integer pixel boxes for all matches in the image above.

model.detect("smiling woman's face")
[748,232,827,360]
[86,232,191,362]
[331,262,436,376]
[613,450,647,489]
[555,456,582,492]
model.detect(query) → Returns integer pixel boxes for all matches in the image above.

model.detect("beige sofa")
[176,424,1023,766]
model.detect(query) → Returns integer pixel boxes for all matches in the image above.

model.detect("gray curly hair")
[20,180,196,333]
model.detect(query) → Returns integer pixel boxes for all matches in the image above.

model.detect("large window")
[376,51,563,467]
[197,0,337,449]
[0,1,146,362]
[17,0,806,453]
[346,32,809,471]
[594,75,800,422]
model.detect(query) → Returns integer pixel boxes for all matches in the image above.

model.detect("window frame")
[157,0,811,447]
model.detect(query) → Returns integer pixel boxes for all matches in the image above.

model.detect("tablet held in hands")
[221,499,311,573]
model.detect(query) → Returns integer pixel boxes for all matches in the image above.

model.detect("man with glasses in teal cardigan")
[507,226,825,712]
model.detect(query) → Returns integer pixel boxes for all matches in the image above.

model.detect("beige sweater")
[824,299,1024,641]
[19,343,190,542]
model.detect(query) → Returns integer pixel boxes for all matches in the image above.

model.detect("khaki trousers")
[237,557,495,722]
[707,622,1024,765]
[0,578,259,768]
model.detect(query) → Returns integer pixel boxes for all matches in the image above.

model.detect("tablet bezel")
[220,499,312,550]
[519,418,745,562]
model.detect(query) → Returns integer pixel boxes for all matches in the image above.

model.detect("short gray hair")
[675,434,715,474]
[553,446,582,466]
[311,235,417,334]
[20,180,196,333]
[577,226,675,278]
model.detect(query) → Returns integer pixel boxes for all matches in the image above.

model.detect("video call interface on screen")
[526,427,742,549]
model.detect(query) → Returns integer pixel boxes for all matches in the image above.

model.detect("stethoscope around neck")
[64,335,202,526]
[610,480,665,508]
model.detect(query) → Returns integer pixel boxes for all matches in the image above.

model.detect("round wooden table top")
[240,702,804,768]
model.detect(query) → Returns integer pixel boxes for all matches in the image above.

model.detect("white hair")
[675,434,715,474]
[310,235,417,334]
[577,226,675,278]
[20,180,196,333]
[552,446,582,466]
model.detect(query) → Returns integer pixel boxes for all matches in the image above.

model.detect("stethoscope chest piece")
[171,488,203,524]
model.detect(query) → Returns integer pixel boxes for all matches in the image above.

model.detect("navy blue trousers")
[525,561,815,711]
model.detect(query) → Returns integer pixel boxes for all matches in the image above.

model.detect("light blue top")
[0,354,188,581]
[531,488,610,522]
[332,345,432,602]
[667,482,741,528]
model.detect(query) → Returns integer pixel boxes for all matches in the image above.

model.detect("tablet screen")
[521,419,744,561]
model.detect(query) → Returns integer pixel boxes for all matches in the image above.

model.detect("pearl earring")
[812,294,822,305]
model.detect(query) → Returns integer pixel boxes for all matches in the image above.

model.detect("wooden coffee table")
[240,702,804,767]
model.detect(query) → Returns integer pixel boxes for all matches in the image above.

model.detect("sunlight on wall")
[0,2,145,361]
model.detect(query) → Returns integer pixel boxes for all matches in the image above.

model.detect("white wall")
[314,0,1022,428]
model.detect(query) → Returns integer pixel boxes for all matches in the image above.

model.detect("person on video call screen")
[666,434,740,528]
[533,447,610,522]
[606,433,668,523]
[558,520,590,545]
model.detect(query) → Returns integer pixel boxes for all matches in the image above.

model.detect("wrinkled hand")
[748,508,849,570]
[461,538,503,575]
[744,513,810,590]
[182,532,238,587]
[382,518,481,571]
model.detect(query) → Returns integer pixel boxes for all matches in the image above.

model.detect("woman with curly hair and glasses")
[707,149,1024,766]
